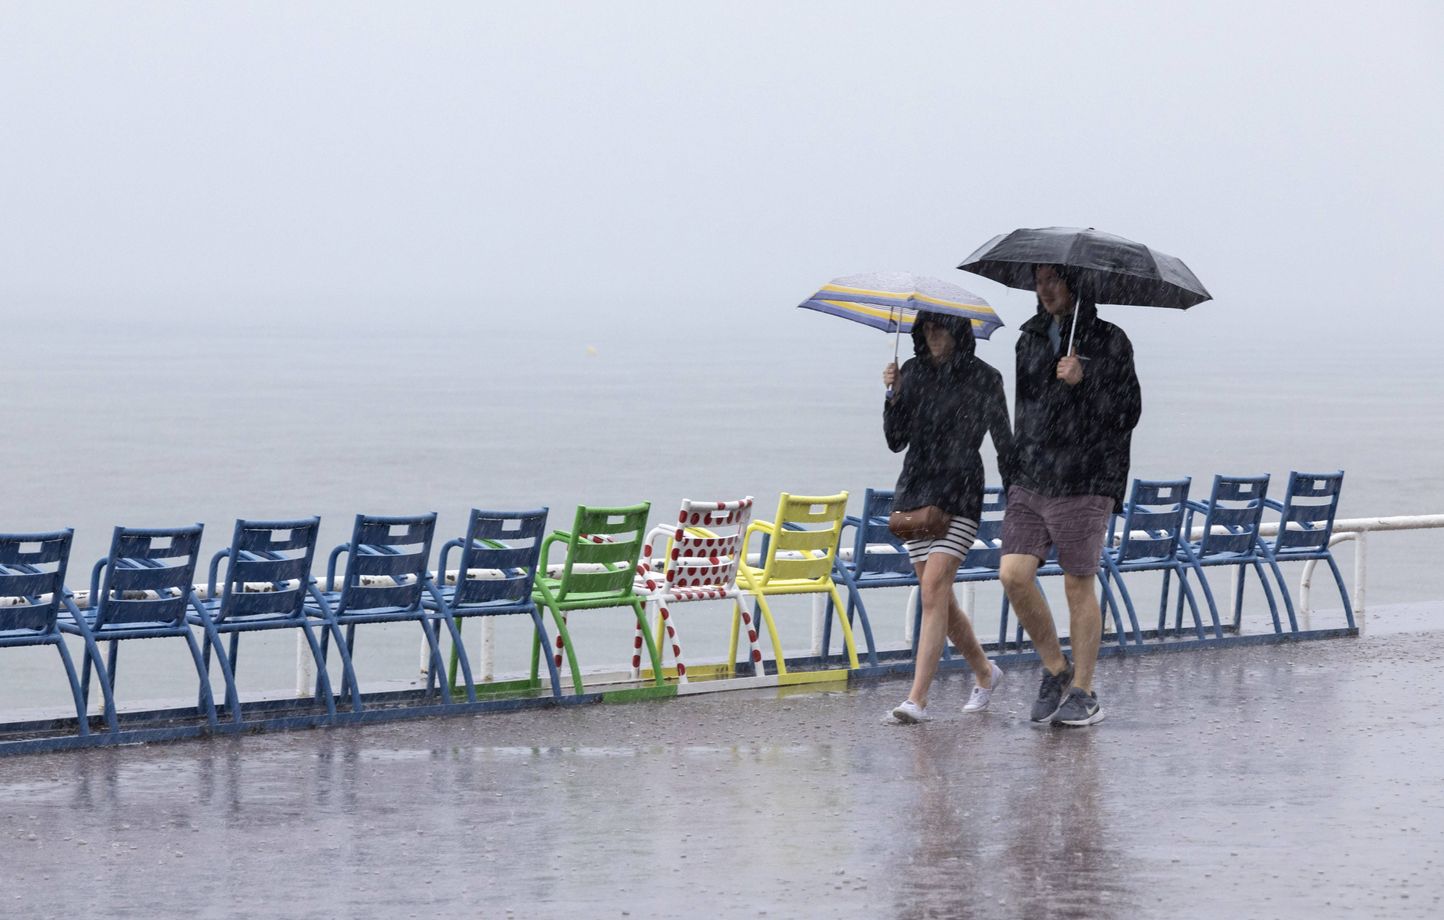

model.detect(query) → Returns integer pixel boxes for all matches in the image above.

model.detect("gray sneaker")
[1052,687,1105,727]
[1030,660,1074,723]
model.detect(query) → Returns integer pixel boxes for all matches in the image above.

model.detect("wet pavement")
[3,629,1444,919]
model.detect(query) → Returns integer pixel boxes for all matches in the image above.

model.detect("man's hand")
[1056,351,1084,386]
[883,362,898,389]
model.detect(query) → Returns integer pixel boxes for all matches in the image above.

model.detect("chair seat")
[635,583,739,603]
[0,625,62,645]
[58,608,189,637]
[423,584,534,616]
[305,592,438,625]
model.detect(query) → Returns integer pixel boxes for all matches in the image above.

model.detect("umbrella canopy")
[957,227,1211,309]
[798,271,1004,339]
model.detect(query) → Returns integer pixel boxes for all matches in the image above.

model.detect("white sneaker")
[962,662,1004,713]
[888,699,931,724]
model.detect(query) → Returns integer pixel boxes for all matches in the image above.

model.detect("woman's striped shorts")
[904,515,980,565]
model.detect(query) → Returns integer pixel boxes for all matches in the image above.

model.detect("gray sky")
[3,0,1441,340]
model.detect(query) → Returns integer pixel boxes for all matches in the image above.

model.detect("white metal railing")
[370,514,1442,694]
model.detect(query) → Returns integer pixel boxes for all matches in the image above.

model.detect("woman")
[882,310,1012,723]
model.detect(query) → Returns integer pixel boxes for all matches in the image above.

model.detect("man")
[999,264,1141,727]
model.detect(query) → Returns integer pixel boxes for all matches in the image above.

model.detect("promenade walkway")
[3,611,1442,919]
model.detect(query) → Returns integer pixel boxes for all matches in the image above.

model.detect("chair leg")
[1260,549,1299,632]
[529,608,565,698]
[631,599,652,680]
[1098,574,1128,646]
[1324,555,1356,629]
[751,593,788,675]
[821,586,836,660]
[203,627,244,727]
[180,630,221,730]
[1233,564,1249,632]
[54,638,89,737]
[631,599,665,687]
[1251,560,1283,634]
[848,586,879,667]
[439,614,476,703]
[78,632,118,732]
[731,595,764,678]
[824,586,861,670]
[1157,568,1173,636]
[655,600,689,684]
[545,607,586,695]
[1102,566,1138,648]
[997,594,1011,650]
[418,617,453,705]
[326,621,363,714]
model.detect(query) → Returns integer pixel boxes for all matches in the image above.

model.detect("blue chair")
[1258,471,1353,631]
[0,529,116,736]
[309,512,456,710]
[192,517,342,723]
[1169,474,1284,636]
[820,488,900,666]
[1102,478,1212,642]
[427,508,562,700]
[59,524,236,730]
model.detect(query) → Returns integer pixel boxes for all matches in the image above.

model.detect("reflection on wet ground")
[3,629,1444,919]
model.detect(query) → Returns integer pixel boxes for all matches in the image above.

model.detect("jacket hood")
[910,310,977,365]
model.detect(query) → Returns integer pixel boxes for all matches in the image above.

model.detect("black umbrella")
[958,226,1210,351]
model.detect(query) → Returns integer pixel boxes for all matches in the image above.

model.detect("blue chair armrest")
[1262,498,1285,513]
[325,544,350,592]
[207,547,232,600]
[437,538,464,586]
[89,557,106,610]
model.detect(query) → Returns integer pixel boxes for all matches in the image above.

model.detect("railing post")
[1354,531,1368,626]
[481,617,495,682]
[903,586,919,644]
[296,632,315,697]
[810,595,824,656]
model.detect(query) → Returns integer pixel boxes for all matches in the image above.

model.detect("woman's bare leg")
[907,552,966,708]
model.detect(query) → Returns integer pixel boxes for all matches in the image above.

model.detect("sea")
[2,300,1440,714]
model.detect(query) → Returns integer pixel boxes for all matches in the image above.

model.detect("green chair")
[531,503,664,694]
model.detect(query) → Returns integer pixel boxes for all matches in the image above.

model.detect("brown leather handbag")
[888,505,952,541]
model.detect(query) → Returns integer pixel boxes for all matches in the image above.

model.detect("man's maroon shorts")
[1000,487,1114,576]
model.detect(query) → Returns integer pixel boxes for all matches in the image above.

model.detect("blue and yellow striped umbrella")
[798,271,1003,338]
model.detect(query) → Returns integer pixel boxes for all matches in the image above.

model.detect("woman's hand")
[883,362,898,388]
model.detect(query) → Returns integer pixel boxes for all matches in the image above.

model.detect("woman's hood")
[910,310,977,363]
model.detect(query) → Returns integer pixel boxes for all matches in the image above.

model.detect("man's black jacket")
[1011,301,1141,512]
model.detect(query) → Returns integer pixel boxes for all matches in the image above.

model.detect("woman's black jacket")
[883,315,1012,523]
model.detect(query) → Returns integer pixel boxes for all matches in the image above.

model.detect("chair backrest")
[1197,474,1269,557]
[453,508,549,607]
[1114,479,1189,564]
[960,486,1008,570]
[656,497,753,591]
[1271,471,1345,553]
[335,513,437,614]
[849,489,912,577]
[0,529,74,634]
[551,503,650,601]
[216,518,321,623]
[95,525,205,628]
[756,491,849,584]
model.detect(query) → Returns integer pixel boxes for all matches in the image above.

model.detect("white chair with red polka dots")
[630,497,753,684]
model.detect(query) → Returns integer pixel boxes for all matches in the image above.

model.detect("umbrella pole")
[1066,294,1080,355]
[886,310,900,399]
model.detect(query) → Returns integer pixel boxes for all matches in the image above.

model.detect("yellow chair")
[731,491,860,680]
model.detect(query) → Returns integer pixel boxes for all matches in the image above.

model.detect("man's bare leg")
[999,553,1068,675]
[1063,573,1101,692]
